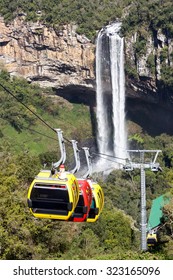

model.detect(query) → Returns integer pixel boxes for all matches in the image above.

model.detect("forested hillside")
[0,0,131,39]
[0,1,173,41]
[0,69,173,259]
[0,0,173,260]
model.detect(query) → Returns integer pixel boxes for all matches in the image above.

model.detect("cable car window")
[77,194,84,207]
[31,187,69,200]
[73,195,86,218]
[88,198,97,219]
[91,198,96,208]
[147,238,157,245]
[29,183,71,215]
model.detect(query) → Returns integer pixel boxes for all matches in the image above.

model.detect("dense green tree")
[1,0,173,261]
[0,0,134,40]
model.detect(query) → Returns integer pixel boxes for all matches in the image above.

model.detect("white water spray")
[96,22,127,171]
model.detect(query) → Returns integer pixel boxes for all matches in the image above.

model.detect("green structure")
[147,194,170,231]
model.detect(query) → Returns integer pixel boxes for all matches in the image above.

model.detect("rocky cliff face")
[124,29,173,135]
[125,30,173,103]
[1,16,172,100]
[0,16,95,92]
[1,16,173,135]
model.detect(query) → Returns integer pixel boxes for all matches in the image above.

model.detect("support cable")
[91,151,127,161]
[0,82,56,133]
[20,126,58,142]
[0,82,72,144]
[0,82,127,161]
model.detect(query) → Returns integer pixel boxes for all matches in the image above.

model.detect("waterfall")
[96,22,127,170]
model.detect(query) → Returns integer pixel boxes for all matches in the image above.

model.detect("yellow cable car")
[147,233,158,247]
[86,181,104,222]
[27,169,79,220]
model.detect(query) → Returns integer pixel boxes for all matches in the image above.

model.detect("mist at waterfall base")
[94,22,127,174]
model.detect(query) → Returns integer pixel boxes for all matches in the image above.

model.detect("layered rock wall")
[0,16,95,89]
[1,16,173,135]
[125,29,173,103]
[0,16,173,106]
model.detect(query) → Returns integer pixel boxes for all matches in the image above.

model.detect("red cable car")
[69,179,92,222]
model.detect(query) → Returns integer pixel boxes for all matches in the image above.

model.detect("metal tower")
[123,150,162,251]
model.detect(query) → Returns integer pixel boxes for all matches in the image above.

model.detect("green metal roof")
[147,194,170,231]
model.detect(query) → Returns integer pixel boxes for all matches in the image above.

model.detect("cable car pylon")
[123,149,162,251]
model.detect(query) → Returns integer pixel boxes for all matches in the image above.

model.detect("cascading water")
[96,22,127,170]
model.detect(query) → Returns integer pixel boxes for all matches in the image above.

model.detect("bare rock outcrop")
[0,15,173,109]
[0,16,95,89]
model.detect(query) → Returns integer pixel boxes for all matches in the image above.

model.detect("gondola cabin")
[147,233,158,247]
[69,179,92,222]
[86,181,104,223]
[27,170,79,220]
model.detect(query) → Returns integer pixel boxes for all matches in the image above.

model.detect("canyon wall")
[0,16,95,90]
[1,15,173,135]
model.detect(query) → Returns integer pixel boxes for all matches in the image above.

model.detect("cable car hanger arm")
[52,128,66,169]
[69,140,80,174]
